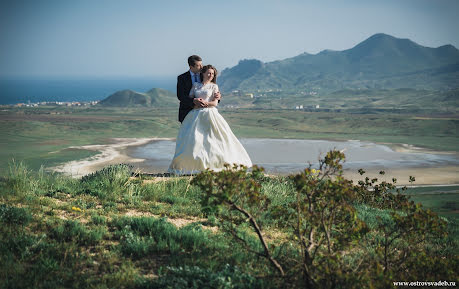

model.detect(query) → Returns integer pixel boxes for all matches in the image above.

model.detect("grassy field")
[223,109,458,151]
[0,161,457,288]
[1,106,457,174]
[405,186,459,222]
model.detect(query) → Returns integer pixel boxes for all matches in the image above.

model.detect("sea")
[0,76,176,104]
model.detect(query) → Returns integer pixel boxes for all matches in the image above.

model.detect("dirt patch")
[142,273,159,280]
[167,217,204,228]
[167,217,219,233]
[124,209,158,218]
[52,198,68,206]
[141,177,172,184]
[201,224,219,233]
[122,209,218,232]
[55,208,89,223]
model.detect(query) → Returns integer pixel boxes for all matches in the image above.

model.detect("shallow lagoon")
[127,138,459,175]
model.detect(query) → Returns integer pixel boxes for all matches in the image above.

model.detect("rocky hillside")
[218,33,459,92]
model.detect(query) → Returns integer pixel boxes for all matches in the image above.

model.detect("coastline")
[50,138,459,185]
[50,138,173,178]
[385,142,458,155]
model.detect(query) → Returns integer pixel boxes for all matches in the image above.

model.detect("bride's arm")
[206,99,218,107]
[206,84,220,107]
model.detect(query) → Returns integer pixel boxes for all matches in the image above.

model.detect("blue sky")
[1,0,458,78]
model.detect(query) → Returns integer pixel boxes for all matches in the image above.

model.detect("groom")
[176,55,221,122]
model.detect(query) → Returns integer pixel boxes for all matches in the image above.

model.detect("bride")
[168,64,252,174]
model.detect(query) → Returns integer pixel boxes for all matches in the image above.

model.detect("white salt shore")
[50,138,173,178]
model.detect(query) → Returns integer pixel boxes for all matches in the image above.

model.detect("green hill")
[98,88,176,107]
[219,33,459,92]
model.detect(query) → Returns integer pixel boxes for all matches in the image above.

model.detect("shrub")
[354,168,411,209]
[49,219,105,245]
[6,160,38,196]
[79,164,133,200]
[90,213,107,225]
[0,204,32,227]
[114,217,216,258]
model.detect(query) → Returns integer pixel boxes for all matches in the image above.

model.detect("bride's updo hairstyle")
[200,65,218,84]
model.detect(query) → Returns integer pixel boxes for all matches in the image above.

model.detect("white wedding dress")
[168,82,252,174]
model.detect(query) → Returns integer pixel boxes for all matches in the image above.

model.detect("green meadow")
[406,186,459,222]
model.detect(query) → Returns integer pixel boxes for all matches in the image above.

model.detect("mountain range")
[218,33,459,92]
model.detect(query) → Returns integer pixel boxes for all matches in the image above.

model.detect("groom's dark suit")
[176,71,198,123]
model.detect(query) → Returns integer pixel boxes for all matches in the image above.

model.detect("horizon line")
[0,75,178,80]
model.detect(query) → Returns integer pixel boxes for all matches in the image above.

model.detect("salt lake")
[126,138,459,175]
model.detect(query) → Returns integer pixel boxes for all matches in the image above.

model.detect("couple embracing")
[168,55,252,174]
